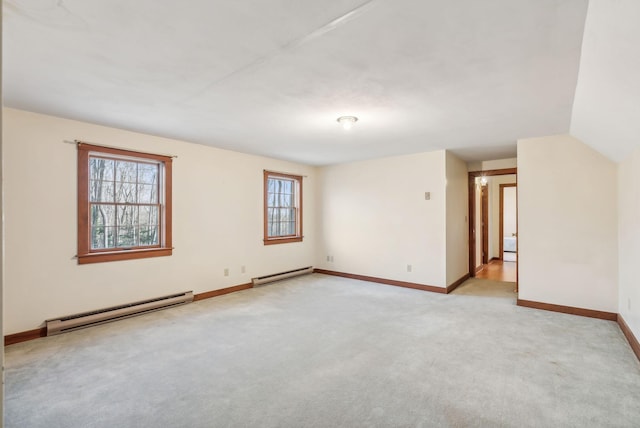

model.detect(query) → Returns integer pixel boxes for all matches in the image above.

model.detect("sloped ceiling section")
[571,0,640,162]
[4,0,588,165]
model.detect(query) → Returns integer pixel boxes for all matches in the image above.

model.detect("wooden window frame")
[263,170,303,245]
[77,143,173,264]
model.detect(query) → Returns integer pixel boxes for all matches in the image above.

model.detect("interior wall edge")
[618,314,640,362]
[445,273,470,294]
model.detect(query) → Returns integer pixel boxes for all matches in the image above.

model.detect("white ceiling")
[4,0,589,166]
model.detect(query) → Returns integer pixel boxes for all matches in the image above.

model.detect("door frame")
[481,184,489,264]
[467,168,517,278]
[499,183,517,259]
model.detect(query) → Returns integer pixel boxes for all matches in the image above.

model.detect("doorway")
[468,168,518,290]
[499,183,517,262]
[481,184,489,265]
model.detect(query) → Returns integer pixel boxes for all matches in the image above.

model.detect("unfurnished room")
[2,1,640,427]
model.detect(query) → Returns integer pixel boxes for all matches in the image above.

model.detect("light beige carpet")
[5,273,640,427]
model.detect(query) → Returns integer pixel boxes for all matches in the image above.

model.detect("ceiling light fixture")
[337,116,358,130]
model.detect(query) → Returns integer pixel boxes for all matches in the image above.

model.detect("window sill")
[77,247,173,264]
[263,237,303,245]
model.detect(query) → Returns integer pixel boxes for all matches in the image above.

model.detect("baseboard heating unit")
[252,266,313,286]
[46,291,194,336]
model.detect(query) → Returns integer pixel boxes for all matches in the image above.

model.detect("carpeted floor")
[5,274,640,427]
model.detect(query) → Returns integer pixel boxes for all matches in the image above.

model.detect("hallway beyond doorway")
[476,259,517,283]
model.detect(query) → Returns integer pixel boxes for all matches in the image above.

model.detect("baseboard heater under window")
[46,291,194,336]
[252,266,313,286]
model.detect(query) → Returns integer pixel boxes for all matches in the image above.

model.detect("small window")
[77,143,172,264]
[263,170,303,245]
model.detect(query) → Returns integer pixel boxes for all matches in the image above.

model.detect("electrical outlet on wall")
[224,268,229,277]
[407,264,412,272]
[629,298,632,311]
[241,266,246,274]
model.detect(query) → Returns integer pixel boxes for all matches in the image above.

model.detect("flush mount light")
[337,116,358,130]
[480,176,488,186]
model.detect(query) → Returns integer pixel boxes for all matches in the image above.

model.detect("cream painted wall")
[488,175,517,259]
[467,158,517,172]
[618,146,640,341]
[518,134,618,312]
[1,19,4,423]
[316,151,447,288]
[3,108,317,334]
[445,152,468,286]
[503,187,517,239]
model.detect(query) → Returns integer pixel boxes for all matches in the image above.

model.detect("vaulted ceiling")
[570,0,640,163]
[3,1,595,165]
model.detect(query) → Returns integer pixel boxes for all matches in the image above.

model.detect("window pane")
[267,218,297,237]
[116,160,137,183]
[106,226,116,248]
[92,226,116,249]
[115,181,137,203]
[91,204,116,227]
[89,158,115,202]
[267,204,298,235]
[90,180,115,202]
[139,206,159,227]
[117,205,139,228]
[117,226,136,247]
[269,179,294,194]
[267,192,295,207]
[91,226,105,249]
[90,158,114,181]
[278,194,292,207]
[140,226,159,246]
[138,184,158,203]
[138,163,158,185]
[272,221,292,236]
[90,205,116,249]
[279,208,294,221]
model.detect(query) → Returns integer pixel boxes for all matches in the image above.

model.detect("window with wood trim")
[77,143,172,264]
[264,170,303,245]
